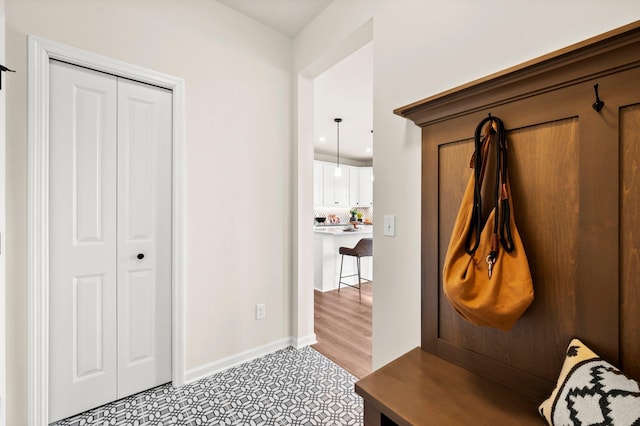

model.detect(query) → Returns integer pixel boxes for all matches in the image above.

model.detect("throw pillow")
[538,338,640,425]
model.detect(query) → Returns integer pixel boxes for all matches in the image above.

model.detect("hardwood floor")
[312,283,372,379]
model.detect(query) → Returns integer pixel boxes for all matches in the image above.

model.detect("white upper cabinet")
[322,163,349,206]
[358,167,374,206]
[349,167,360,205]
[314,162,323,205]
[314,161,373,207]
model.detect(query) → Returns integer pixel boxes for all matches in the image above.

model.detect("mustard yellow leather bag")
[443,116,533,331]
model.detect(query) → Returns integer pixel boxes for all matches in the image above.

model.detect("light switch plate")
[256,303,266,320]
[383,215,396,237]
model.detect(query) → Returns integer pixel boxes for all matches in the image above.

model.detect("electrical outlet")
[256,303,266,320]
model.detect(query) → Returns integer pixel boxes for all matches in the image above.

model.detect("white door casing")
[27,36,185,426]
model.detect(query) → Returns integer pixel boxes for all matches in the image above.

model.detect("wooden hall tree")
[356,20,640,425]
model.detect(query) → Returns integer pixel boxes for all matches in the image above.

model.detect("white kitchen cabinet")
[314,161,323,205]
[349,166,374,207]
[322,163,349,206]
[349,167,360,206]
[358,167,374,206]
[314,161,372,207]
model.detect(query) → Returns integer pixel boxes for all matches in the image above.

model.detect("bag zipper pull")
[486,254,496,279]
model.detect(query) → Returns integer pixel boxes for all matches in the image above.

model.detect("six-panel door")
[49,60,172,422]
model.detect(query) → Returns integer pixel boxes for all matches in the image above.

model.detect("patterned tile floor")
[50,346,363,426]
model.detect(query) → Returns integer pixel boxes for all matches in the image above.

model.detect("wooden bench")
[355,348,544,425]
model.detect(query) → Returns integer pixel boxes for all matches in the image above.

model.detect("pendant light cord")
[335,118,342,169]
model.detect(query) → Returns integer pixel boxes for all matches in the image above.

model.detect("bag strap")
[464,116,515,260]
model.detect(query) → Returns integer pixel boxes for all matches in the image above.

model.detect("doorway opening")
[309,41,374,379]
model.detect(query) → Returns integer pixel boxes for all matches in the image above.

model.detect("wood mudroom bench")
[354,20,640,426]
[355,348,543,425]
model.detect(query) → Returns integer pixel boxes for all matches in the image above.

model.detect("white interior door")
[49,60,172,422]
[49,60,119,422]
[116,78,172,397]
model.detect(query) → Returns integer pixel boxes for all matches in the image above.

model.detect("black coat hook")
[0,64,15,91]
[592,83,604,112]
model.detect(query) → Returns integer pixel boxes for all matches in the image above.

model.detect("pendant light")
[334,118,342,177]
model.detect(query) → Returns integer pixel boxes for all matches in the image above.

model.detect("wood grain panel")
[620,103,640,380]
[436,119,579,382]
[418,73,637,400]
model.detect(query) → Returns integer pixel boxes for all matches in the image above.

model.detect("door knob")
[137,253,145,260]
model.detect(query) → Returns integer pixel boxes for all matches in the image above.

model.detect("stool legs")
[338,255,364,301]
[338,254,345,293]
[338,253,370,301]
[356,256,362,300]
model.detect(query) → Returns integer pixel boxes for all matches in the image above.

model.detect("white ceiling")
[217,0,373,162]
[313,42,373,162]
[217,0,333,38]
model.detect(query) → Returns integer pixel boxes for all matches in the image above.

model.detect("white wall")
[5,0,292,423]
[294,0,640,370]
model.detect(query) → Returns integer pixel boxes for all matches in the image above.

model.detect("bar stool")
[338,238,373,300]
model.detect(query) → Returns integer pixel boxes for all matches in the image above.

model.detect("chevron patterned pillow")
[539,339,640,425]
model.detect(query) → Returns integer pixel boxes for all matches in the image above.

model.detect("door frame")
[26,35,186,425]
[0,11,6,426]
[294,19,373,348]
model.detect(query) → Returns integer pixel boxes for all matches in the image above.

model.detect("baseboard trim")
[292,333,317,349]
[184,337,294,384]
[184,335,319,383]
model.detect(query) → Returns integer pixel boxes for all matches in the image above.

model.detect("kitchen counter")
[314,225,373,292]
[314,224,373,235]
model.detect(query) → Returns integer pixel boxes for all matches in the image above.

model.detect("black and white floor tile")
[50,346,363,426]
